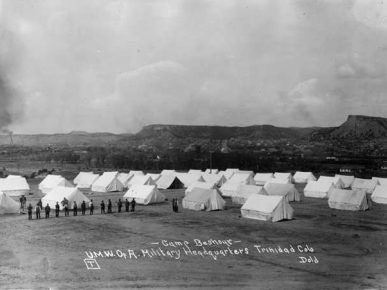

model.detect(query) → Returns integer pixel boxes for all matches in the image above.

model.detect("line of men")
[27,198,136,220]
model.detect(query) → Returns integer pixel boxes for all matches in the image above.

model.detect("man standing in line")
[35,203,41,220]
[100,200,105,214]
[89,199,94,215]
[55,202,60,217]
[131,198,136,212]
[125,199,129,212]
[117,199,122,213]
[27,203,33,220]
[81,200,86,216]
[107,199,112,213]
[73,201,78,216]
[45,203,50,219]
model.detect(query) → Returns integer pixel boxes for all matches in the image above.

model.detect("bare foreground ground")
[1,179,387,289]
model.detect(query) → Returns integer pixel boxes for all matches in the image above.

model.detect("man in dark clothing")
[125,199,130,212]
[27,203,33,220]
[35,204,41,219]
[174,198,179,213]
[117,199,122,213]
[89,199,94,215]
[62,198,69,217]
[81,201,86,215]
[45,204,50,219]
[100,200,105,214]
[107,199,112,213]
[37,199,42,211]
[131,198,136,212]
[73,201,78,216]
[55,202,60,217]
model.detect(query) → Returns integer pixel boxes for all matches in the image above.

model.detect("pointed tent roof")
[317,176,345,188]
[231,184,264,205]
[201,173,227,187]
[304,181,334,198]
[182,188,225,211]
[371,185,387,204]
[352,178,378,194]
[42,186,90,210]
[334,175,355,188]
[263,183,301,202]
[254,173,274,186]
[128,175,156,187]
[293,171,316,183]
[328,188,369,211]
[372,177,387,187]
[145,173,161,182]
[265,177,292,185]
[39,175,73,194]
[117,173,132,187]
[0,192,20,214]
[175,173,205,188]
[73,172,100,189]
[0,175,30,196]
[205,169,219,174]
[160,169,176,176]
[156,175,184,189]
[220,173,255,196]
[186,181,217,195]
[91,171,124,192]
[188,169,203,175]
[123,185,165,205]
[241,194,294,222]
[274,172,293,182]
[223,168,239,179]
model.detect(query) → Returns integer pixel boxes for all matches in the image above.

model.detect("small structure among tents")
[91,172,124,192]
[0,192,20,214]
[42,186,90,210]
[371,185,387,204]
[39,175,73,194]
[231,184,263,205]
[127,175,156,188]
[328,188,370,211]
[254,173,274,186]
[123,185,165,205]
[73,172,99,190]
[263,183,301,202]
[182,188,225,211]
[156,175,184,190]
[303,181,334,199]
[241,194,294,222]
[317,176,344,189]
[293,171,316,184]
[0,175,30,196]
[351,178,378,194]
[333,175,354,189]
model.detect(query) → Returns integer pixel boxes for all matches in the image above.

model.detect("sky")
[0,0,387,134]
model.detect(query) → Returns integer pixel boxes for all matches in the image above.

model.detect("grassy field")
[0,178,387,289]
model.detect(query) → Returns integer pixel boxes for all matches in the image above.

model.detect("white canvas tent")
[91,171,124,192]
[303,181,334,198]
[39,175,73,194]
[73,172,99,189]
[371,185,387,204]
[265,177,292,185]
[224,168,239,179]
[188,169,203,175]
[182,188,225,211]
[263,183,301,202]
[127,175,156,187]
[220,173,255,197]
[293,171,316,183]
[123,185,165,205]
[254,173,274,186]
[333,175,354,188]
[160,170,176,176]
[128,170,144,177]
[205,169,219,174]
[0,192,20,214]
[274,172,293,183]
[372,177,387,187]
[241,194,294,222]
[317,176,344,189]
[328,189,369,211]
[117,173,132,188]
[175,173,205,188]
[156,175,184,190]
[201,173,227,187]
[351,178,378,194]
[231,184,263,205]
[145,173,161,182]
[42,186,90,210]
[185,181,217,195]
[0,175,30,196]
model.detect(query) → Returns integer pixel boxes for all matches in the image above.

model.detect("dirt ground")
[1,179,387,289]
